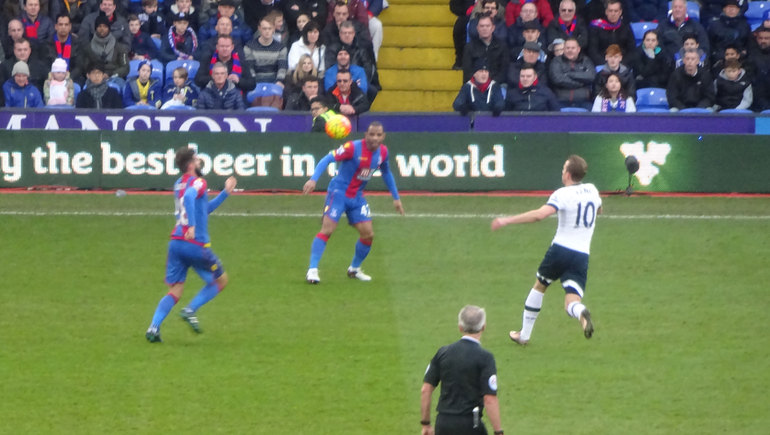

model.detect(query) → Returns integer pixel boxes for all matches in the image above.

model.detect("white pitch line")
[0,210,769,220]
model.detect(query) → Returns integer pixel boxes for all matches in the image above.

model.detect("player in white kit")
[491,155,602,344]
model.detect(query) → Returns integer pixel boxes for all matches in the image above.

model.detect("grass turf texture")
[1,193,768,434]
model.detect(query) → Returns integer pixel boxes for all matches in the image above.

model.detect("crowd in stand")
[0,0,385,116]
[452,0,770,114]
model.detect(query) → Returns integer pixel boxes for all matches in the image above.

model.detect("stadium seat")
[636,87,668,110]
[165,60,200,84]
[500,86,506,100]
[246,106,280,112]
[746,2,769,30]
[46,104,75,109]
[678,107,712,113]
[560,107,588,112]
[762,109,770,114]
[637,107,670,113]
[127,59,164,83]
[151,36,161,50]
[73,82,81,100]
[595,64,604,73]
[631,22,658,46]
[125,104,158,109]
[718,108,754,114]
[163,105,196,110]
[247,82,284,105]
[667,1,700,21]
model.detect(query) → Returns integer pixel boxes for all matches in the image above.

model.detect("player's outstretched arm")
[491,205,556,231]
[393,199,405,215]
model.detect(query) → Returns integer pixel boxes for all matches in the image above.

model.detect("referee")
[420,305,503,435]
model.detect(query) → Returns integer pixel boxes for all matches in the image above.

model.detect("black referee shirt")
[423,337,498,416]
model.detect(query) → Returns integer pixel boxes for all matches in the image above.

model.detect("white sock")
[567,301,586,319]
[520,289,544,340]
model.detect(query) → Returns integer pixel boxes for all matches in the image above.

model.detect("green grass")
[1,193,769,434]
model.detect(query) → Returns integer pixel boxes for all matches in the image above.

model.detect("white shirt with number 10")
[547,183,602,255]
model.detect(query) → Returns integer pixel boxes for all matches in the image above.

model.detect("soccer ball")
[325,114,352,140]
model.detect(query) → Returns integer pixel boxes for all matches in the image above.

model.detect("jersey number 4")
[575,202,597,228]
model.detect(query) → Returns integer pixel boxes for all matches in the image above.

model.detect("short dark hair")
[55,13,72,24]
[309,96,328,108]
[566,155,587,182]
[175,147,196,172]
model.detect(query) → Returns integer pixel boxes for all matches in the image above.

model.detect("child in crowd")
[161,66,199,109]
[161,12,198,63]
[123,59,162,107]
[129,14,160,60]
[43,58,75,106]
[592,72,636,112]
[139,0,166,39]
[713,59,753,111]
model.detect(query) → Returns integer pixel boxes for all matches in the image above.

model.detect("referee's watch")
[420,420,430,426]
[494,431,504,435]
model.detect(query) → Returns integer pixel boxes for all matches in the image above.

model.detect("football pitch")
[1,192,768,434]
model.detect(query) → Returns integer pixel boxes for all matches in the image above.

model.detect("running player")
[491,155,602,344]
[146,147,237,343]
[302,121,405,284]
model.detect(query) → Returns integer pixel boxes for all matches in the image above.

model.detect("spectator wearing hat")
[72,13,130,86]
[547,37,565,58]
[462,14,509,84]
[76,61,124,108]
[123,59,162,107]
[160,11,199,62]
[323,46,367,94]
[587,0,635,65]
[43,57,76,106]
[453,58,505,116]
[505,62,560,111]
[20,0,55,43]
[196,61,246,110]
[324,19,380,102]
[548,36,595,109]
[546,0,588,49]
[3,61,45,107]
[79,0,132,46]
[701,0,749,25]
[707,0,751,62]
[508,40,548,87]
[657,0,710,58]
[505,0,554,28]
[165,0,201,32]
[593,43,635,98]
[198,0,253,47]
[508,5,546,54]
[0,38,48,93]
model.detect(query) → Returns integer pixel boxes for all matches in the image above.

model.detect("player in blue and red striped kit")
[302,121,405,284]
[146,147,237,343]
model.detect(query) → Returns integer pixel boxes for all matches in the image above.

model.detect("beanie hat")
[51,58,68,73]
[12,61,30,77]
[95,13,111,29]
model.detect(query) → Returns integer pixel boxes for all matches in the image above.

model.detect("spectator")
[160,12,199,63]
[73,13,130,86]
[49,0,89,35]
[288,20,325,77]
[627,0,668,22]
[674,33,709,69]
[283,0,327,37]
[711,43,743,77]
[713,59,752,111]
[138,0,166,39]
[364,0,385,61]
[75,61,124,108]
[450,0,476,69]
[161,65,199,109]
[3,19,45,62]
[128,13,160,59]
[322,1,369,48]
[657,0,710,57]
[701,0,748,25]
[165,0,200,33]
[325,19,379,102]
[468,0,508,44]
[21,0,55,43]
[453,58,505,116]
[123,58,162,107]
[462,14,509,84]
[243,0,281,32]
[324,46,367,94]
[548,36,595,109]
[310,95,336,133]
[587,0,635,66]
[546,0,588,49]
[195,34,255,92]
[509,19,547,61]
[198,0,252,47]
[43,57,75,105]
[508,40,548,87]
[325,0,369,30]
[1,38,48,92]
[505,0,554,28]
[3,61,45,107]
[196,16,240,62]
[707,0,751,62]
[505,63,560,111]
[328,68,369,115]
[244,17,288,87]
[548,36,565,59]
[667,48,715,111]
[631,29,673,89]
[285,53,320,92]
[747,26,770,83]
[45,14,79,69]
[507,3,547,51]
[594,43,635,99]
[285,76,321,111]
[288,12,311,45]
[592,72,635,112]
[79,0,131,46]
[265,9,289,48]
[196,61,246,109]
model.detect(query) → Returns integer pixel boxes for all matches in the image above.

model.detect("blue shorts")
[165,239,224,285]
[536,243,589,297]
[323,190,371,224]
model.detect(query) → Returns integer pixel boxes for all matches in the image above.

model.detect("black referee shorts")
[436,413,487,435]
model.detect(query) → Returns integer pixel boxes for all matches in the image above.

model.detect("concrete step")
[378,47,455,70]
[382,25,453,48]
[371,90,457,112]
[379,69,461,91]
[381,4,455,26]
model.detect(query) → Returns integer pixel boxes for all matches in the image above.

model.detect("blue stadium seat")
[762,109,770,115]
[246,106,280,112]
[73,82,81,100]
[636,87,668,110]
[46,104,75,109]
[667,1,700,21]
[127,59,164,83]
[746,2,769,30]
[630,22,658,46]
[500,86,506,100]
[637,107,670,113]
[165,60,200,84]
[678,107,712,113]
[560,107,588,112]
[125,104,158,110]
[719,108,754,114]
[247,82,284,105]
